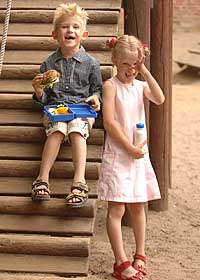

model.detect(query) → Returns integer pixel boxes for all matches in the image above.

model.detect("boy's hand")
[32,74,44,98]
[85,95,100,111]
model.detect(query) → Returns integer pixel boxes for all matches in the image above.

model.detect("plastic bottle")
[134,123,147,153]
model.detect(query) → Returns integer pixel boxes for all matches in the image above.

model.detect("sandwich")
[40,69,60,89]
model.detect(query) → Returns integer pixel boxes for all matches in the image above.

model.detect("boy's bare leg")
[68,132,87,203]
[36,131,64,194]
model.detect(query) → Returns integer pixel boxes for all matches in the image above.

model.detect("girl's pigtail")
[142,44,150,56]
[107,37,117,49]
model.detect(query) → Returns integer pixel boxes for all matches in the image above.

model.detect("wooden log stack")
[0,0,121,278]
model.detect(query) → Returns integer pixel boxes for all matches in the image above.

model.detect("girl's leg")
[107,202,139,278]
[127,203,146,266]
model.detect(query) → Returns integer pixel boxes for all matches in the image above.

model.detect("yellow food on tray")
[53,105,70,115]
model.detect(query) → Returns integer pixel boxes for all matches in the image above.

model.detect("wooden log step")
[3,50,112,65]
[0,233,89,256]
[0,197,96,218]
[1,64,113,80]
[0,253,88,276]
[0,273,85,280]
[0,0,122,10]
[0,109,103,129]
[0,177,98,198]
[0,109,42,125]
[0,142,102,162]
[0,10,118,24]
[0,94,39,109]
[0,214,94,236]
[0,23,118,37]
[0,160,99,179]
[0,125,104,145]
[1,36,112,52]
[0,79,34,93]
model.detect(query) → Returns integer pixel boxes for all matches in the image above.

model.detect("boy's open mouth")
[65,35,75,40]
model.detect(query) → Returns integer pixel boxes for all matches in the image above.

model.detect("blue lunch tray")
[44,103,97,122]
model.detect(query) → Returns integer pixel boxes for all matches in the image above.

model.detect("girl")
[98,35,165,280]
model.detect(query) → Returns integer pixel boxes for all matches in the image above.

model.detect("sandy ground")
[88,31,200,280]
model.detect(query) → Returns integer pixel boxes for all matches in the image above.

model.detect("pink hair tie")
[108,37,117,49]
[142,44,150,56]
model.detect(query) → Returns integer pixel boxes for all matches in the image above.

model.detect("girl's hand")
[132,140,147,159]
[85,95,100,111]
[135,47,147,74]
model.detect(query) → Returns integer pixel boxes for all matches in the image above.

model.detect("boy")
[32,3,102,207]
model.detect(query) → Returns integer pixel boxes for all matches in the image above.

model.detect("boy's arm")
[86,60,102,111]
[32,62,49,104]
[88,61,102,100]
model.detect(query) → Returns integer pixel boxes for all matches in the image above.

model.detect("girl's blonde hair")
[53,3,89,31]
[111,35,149,63]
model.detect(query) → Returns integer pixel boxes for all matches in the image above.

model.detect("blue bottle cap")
[136,123,144,128]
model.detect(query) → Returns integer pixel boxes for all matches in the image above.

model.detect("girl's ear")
[52,31,57,40]
[82,31,89,41]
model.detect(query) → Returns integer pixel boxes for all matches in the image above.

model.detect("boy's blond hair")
[53,3,89,31]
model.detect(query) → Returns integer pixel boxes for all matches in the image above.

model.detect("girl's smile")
[115,51,139,84]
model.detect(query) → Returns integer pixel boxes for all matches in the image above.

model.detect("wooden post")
[122,0,151,225]
[148,0,173,211]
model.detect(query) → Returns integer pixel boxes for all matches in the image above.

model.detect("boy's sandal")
[132,254,148,276]
[66,182,89,208]
[32,179,51,201]
[113,261,146,280]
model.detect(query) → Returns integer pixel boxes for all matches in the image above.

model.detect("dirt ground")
[88,31,200,280]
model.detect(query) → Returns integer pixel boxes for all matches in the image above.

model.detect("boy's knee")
[49,130,65,142]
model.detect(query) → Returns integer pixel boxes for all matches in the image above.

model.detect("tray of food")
[44,103,97,122]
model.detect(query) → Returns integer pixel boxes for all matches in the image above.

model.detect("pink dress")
[98,76,161,203]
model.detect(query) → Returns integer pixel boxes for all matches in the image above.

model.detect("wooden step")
[0,0,121,10]
[0,142,102,161]
[0,197,96,217]
[0,177,98,197]
[0,125,104,145]
[0,160,99,179]
[0,273,85,280]
[0,36,110,51]
[0,10,118,24]
[3,50,112,65]
[0,233,89,256]
[0,23,118,37]
[0,214,94,236]
[1,64,113,80]
[0,79,33,93]
[0,253,88,276]
[0,109,103,129]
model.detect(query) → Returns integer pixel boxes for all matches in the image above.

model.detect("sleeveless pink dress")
[98,76,161,203]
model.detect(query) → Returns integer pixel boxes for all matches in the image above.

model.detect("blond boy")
[32,3,102,206]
